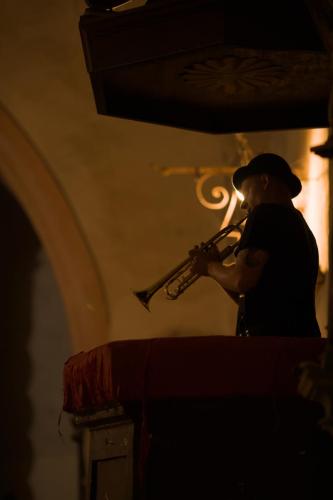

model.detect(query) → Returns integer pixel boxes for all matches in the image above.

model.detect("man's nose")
[240,200,248,210]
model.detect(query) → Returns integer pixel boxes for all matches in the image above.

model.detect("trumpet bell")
[133,289,151,311]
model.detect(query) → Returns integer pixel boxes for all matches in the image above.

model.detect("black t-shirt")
[235,203,321,337]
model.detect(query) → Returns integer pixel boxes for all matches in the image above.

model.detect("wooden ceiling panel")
[80,0,330,132]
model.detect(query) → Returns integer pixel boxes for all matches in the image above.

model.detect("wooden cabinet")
[75,408,134,500]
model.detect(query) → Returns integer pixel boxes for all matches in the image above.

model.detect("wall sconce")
[156,130,329,273]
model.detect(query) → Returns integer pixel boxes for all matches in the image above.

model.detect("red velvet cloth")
[63,336,326,414]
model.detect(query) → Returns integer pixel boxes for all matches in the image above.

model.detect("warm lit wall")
[0,4,328,500]
[0,0,328,349]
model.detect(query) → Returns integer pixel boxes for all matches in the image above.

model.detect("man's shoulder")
[252,203,296,215]
[250,203,298,223]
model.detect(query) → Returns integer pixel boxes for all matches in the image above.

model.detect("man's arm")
[222,282,241,305]
[206,248,269,293]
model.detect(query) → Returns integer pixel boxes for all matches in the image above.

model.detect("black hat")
[232,153,302,198]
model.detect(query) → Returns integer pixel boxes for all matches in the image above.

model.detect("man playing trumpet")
[191,153,321,338]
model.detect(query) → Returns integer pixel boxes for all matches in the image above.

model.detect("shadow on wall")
[0,181,40,500]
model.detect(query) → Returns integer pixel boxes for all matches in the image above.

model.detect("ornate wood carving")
[181,49,330,101]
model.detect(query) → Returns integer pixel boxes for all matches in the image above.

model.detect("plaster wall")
[0,0,328,348]
[29,248,78,500]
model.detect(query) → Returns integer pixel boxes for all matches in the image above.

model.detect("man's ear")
[260,174,269,190]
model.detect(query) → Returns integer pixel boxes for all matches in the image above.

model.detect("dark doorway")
[0,180,40,499]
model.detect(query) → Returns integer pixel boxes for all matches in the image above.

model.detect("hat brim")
[232,166,302,199]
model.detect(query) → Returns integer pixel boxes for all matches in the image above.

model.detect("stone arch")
[0,105,109,352]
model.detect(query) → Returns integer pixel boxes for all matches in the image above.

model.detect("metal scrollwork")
[156,132,253,232]
[195,173,241,233]
[195,174,230,210]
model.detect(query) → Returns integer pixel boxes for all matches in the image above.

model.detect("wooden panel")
[79,0,330,132]
[96,458,132,500]
[81,417,134,500]
[91,421,133,461]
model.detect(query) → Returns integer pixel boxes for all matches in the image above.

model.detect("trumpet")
[133,215,247,311]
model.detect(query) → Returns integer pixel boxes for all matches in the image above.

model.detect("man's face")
[239,175,264,211]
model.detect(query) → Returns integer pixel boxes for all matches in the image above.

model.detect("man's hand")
[192,246,269,293]
[189,243,220,276]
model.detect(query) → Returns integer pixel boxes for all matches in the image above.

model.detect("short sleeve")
[237,204,283,254]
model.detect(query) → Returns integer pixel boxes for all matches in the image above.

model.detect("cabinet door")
[95,457,132,500]
[89,421,134,500]
[91,424,131,461]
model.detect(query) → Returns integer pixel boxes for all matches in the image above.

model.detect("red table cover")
[63,336,326,414]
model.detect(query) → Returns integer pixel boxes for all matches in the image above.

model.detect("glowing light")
[236,189,244,202]
[294,129,329,273]
[112,0,148,12]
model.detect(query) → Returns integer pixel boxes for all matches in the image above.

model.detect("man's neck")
[259,192,293,207]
